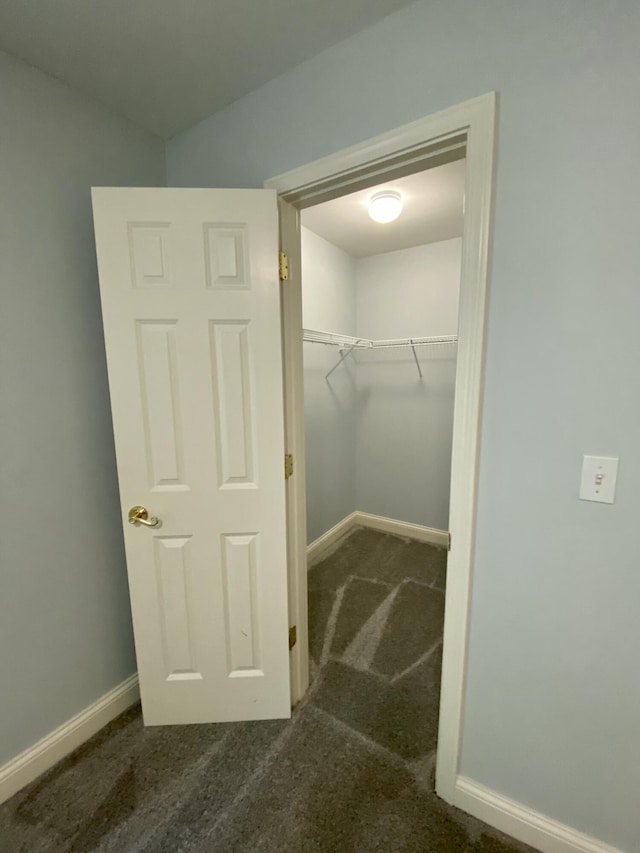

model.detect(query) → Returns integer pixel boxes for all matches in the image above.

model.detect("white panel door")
[91,187,290,725]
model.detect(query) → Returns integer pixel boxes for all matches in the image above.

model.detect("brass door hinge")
[289,625,297,650]
[279,251,289,281]
[446,532,451,551]
[284,453,293,480]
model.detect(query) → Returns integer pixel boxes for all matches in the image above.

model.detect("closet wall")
[301,228,358,543]
[355,238,461,529]
[303,226,461,543]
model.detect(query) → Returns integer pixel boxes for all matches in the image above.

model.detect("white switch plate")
[579,455,619,504]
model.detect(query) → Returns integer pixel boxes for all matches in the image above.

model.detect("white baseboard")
[307,512,358,565]
[307,511,449,565]
[454,776,622,853]
[0,674,139,806]
[353,511,449,548]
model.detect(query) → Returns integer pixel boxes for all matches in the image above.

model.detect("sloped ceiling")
[0,0,417,138]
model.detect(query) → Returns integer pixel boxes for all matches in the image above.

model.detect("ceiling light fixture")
[368,191,403,224]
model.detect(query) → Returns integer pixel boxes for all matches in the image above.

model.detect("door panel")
[209,321,256,487]
[92,188,290,725]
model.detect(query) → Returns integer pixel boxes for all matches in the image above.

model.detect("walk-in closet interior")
[301,160,468,786]
[301,159,465,545]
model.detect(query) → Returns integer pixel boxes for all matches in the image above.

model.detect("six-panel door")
[92,187,290,724]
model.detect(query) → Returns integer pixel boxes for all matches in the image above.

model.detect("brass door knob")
[128,505,159,527]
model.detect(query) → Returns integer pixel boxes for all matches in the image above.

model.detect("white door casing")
[92,187,291,725]
[267,92,496,800]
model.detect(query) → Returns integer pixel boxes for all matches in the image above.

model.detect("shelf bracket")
[410,340,423,378]
[326,345,356,380]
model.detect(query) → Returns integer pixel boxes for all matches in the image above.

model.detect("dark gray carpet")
[0,528,535,853]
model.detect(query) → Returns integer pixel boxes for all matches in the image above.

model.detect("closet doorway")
[297,161,464,791]
[267,92,495,804]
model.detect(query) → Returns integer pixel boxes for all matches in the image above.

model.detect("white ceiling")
[301,159,465,258]
[0,0,417,139]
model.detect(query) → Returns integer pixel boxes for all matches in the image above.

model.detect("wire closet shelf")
[302,327,458,379]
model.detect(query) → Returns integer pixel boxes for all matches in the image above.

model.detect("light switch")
[579,455,619,504]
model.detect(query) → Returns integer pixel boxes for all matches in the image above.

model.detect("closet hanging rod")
[302,328,372,348]
[304,327,458,379]
[371,335,457,348]
[303,328,457,349]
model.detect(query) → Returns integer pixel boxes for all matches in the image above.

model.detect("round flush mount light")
[368,191,403,224]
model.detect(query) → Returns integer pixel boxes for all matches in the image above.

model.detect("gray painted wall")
[167,2,640,848]
[302,234,460,537]
[355,240,460,530]
[0,51,165,766]
[301,228,357,543]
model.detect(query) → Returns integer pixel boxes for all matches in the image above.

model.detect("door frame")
[266,92,496,804]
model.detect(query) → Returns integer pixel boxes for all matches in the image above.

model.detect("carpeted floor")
[0,528,535,852]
